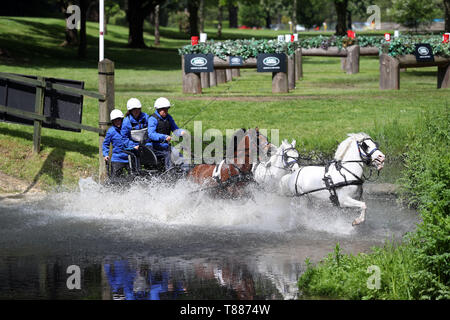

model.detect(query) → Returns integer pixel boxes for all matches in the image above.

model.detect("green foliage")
[299,241,418,299]
[298,107,450,300]
[178,39,297,59]
[238,3,266,28]
[391,0,441,30]
[384,35,450,57]
[179,35,450,60]
[397,108,450,299]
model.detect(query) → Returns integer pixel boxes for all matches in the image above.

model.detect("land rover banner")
[229,56,243,67]
[184,54,214,73]
[256,53,286,73]
[414,43,434,63]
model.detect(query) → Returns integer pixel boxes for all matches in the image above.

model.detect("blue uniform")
[102,126,129,163]
[148,111,179,150]
[121,112,151,148]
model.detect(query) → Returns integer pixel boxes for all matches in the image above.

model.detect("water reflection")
[0,254,293,300]
[104,260,185,300]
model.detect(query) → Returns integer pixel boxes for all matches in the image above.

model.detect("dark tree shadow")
[23,148,66,193]
[0,126,97,157]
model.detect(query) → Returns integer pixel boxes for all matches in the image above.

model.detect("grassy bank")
[0,17,448,190]
[298,109,450,300]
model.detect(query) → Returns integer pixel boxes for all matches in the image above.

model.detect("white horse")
[279,133,385,226]
[252,139,300,191]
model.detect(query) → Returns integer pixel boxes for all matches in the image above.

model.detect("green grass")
[0,16,448,189]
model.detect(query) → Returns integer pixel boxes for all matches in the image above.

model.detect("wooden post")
[272,55,289,93]
[232,69,240,78]
[438,64,450,89]
[288,54,295,90]
[226,69,233,82]
[344,45,360,74]
[32,76,45,154]
[209,70,217,87]
[216,69,226,84]
[201,72,210,88]
[341,57,346,71]
[295,48,302,80]
[98,59,115,182]
[182,55,202,94]
[379,54,400,90]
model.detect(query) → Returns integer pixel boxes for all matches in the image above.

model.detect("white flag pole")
[99,0,104,61]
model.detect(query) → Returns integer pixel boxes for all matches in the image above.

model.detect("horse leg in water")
[338,192,367,226]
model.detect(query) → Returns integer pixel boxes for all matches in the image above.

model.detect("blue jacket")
[120,112,151,148]
[102,126,129,163]
[148,111,180,150]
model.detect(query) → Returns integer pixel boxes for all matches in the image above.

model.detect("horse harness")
[212,130,271,189]
[293,139,380,206]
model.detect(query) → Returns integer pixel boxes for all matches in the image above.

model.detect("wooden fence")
[0,59,115,181]
[379,54,450,90]
[297,45,380,76]
[182,54,296,94]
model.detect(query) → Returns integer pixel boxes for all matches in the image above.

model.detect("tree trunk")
[265,10,272,29]
[127,0,148,48]
[199,0,205,33]
[228,3,238,28]
[154,4,160,45]
[445,0,450,32]
[61,0,78,46]
[334,0,348,36]
[78,0,88,58]
[292,0,297,28]
[347,9,352,30]
[218,6,223,38]
[188,0,199,37]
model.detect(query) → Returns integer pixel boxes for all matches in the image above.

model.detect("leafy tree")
[391,0,440,31]
[296,0,331,29]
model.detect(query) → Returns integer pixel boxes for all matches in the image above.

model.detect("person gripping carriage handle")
[148,97,187,171]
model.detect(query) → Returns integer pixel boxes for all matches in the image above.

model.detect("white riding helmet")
[154,97,172,110]
[127,97,142,111]
[110,109,124,121]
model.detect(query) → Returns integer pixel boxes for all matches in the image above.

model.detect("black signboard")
[229,56,243,67]
[257,53,286,73]
[0,75,84,132]
[184,54,214,73]
[414,43,434,63]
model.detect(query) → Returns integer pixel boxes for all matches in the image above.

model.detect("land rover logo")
[190,57,208,67]
[231,57,240,64]
[418,46,429,56]
[263,57,280,67]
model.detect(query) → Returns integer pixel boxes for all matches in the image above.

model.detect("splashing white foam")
[19,177,358,236]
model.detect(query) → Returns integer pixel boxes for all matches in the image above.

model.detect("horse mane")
[334,133,370,160]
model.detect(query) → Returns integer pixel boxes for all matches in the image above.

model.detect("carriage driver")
[148,97,186,170]
[121,97,151,149]
[103,109,130,179]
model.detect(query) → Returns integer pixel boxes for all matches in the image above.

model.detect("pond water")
[0,179,419,300]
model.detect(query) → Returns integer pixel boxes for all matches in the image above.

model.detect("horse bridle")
[357,138,380,166]
[265,146,299,171]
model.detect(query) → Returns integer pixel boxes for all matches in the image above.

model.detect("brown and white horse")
[187,128,275,198]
